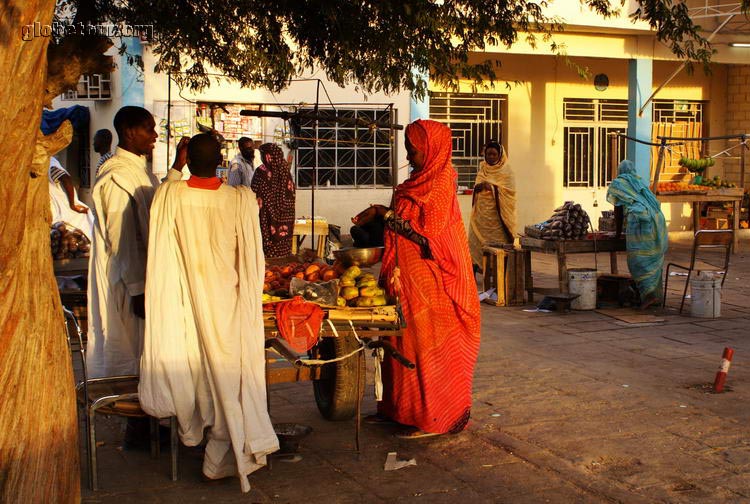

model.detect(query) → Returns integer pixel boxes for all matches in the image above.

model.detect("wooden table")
[292,219,329,257]
[53,257,89,276]
[656,193,742,252]
[520,236,627,299]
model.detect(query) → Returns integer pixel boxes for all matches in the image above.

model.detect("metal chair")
[63,308,178,490]
[663,230,733,313]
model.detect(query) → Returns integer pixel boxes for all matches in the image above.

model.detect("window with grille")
[563,99,628,188]
[295,107,395,188]
[562,98,705,187]
[60,73,112,101]
[652,100,705,177]
[429,92,505,187]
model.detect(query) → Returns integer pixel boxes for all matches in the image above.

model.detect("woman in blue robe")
[607,160,668,308]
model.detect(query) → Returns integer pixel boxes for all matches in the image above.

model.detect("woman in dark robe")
[251,143,296,258]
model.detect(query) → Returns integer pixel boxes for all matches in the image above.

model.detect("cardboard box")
[701,217,729,230]
[706,207,730,219]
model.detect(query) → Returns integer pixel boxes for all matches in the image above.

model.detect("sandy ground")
[80,235,750,503]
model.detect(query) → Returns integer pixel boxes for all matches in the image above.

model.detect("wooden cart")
[263,304,407,451]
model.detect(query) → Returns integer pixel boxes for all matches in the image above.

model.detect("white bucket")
[690,274,722,318]
[568,268,597,310]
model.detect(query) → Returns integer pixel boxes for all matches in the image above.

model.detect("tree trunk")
[0,1,81,502]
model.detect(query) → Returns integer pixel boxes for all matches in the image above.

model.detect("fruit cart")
[263,302,408,450]
[261,249,410,449]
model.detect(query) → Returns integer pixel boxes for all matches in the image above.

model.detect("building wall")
[54,31,741,236]
[143,50,412,233]
[434,53,725,233]
[724,65,750,189]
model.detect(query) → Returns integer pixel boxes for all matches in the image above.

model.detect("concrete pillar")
[627,59,653,181]
[120,38,144,108]
[409,69,430,122]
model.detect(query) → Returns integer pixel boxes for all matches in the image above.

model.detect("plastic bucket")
[568,268,597,310]
[690,275,722,318]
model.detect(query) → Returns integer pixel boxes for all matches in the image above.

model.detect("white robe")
[48,159,94,239]
[87,147,182,378]
[139,181,278,492]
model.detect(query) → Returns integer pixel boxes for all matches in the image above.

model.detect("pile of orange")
[656,182,709,193]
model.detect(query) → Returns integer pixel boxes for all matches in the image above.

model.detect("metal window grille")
[652,100,704,124]
[563,99,628,188]
[429,92,506,187]
[295,107,394,188]
[60,73,112,101]
[563,99,703,187]
[652,100,705,175]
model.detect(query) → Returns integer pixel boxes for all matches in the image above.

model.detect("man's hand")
[132,294,146,319]
[171,137,190,171]
[70,203,89,214]
[352,204,388,226]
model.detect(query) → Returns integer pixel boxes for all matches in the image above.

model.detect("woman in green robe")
[606,160,668,308]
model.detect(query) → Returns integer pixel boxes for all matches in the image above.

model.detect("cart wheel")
[312,333,365,421]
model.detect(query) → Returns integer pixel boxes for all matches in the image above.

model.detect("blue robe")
[606,160,668,305]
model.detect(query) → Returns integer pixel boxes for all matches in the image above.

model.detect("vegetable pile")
[528,201,591,240]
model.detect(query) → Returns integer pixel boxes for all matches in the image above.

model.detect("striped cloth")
[227,154,255,188]
[378,119,481,434]
[95,151,113,179]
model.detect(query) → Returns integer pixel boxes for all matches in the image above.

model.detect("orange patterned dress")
[378,120,481,434]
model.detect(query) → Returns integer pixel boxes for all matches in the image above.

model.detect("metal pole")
[652,138,667,193]
[312,81,320,255]
[638,14,735,116]
[166,71,172,171]
[609,132,618,182]
[391,104,398,192]
[741,134,747,190]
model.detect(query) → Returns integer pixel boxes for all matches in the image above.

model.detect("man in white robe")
[48,156,94,239]
[87,106,185,378]
[139,134,278,491]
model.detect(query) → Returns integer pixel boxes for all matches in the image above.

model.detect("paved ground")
[81,235,750,503]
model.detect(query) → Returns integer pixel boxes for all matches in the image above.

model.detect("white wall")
[142,50,412,231]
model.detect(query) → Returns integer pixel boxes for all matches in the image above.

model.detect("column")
[120,37,144,108]
[627,59,653,181]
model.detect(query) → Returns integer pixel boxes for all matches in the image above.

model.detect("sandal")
[394,428,441,440]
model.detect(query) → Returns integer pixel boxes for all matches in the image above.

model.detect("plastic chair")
[63,308,178,490]
[663,230,733,313]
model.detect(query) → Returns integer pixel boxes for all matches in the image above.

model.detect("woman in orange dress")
[353,119,481,438]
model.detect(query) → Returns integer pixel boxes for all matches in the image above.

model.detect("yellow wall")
[433,53,727,233]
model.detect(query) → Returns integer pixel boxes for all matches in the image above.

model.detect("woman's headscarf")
[382,119,480,337]
[397,120,456,208]
[251,143,296,257]
[607,160,661,214]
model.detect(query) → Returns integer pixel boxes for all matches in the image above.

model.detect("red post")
[713,347,734,393]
